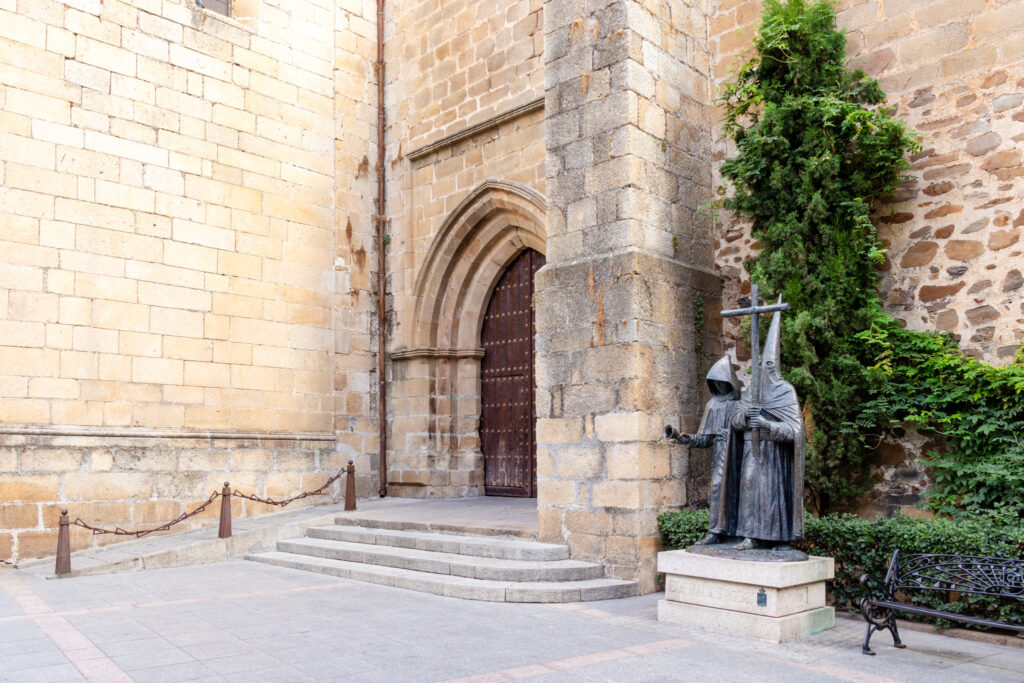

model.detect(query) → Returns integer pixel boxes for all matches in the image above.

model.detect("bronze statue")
[665,284,807,556]
[665,356,743,545]
[731,307,805,550]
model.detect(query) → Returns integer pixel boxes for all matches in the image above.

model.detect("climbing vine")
[853,321,1024,520]
[717,0,919,512]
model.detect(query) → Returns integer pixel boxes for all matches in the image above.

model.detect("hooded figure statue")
[731,309,806,549]
[664,356,744,545]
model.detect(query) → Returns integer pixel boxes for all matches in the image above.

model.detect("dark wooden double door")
[480,249,544,497]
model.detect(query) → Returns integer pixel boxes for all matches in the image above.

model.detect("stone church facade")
[0,0,1021,590]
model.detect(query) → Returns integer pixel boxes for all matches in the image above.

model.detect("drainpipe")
[375,0,388,497]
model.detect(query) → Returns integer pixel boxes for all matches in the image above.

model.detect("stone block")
[65,472,153,501]
[0,475,60,503]
[658,600,835,643]
[658,550,835,642]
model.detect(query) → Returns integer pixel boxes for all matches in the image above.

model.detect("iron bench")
[859,549,1024,655]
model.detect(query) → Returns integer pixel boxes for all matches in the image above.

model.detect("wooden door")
[480,249,544,497]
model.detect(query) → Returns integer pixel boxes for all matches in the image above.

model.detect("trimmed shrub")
[658,509,1024,626]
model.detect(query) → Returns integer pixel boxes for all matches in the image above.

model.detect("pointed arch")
[407,180,547,352]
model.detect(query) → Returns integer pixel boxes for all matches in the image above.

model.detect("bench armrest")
[859,573,891,604]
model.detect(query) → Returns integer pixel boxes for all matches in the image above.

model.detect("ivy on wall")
[718,0,1024,519]
[854,322,1024,520]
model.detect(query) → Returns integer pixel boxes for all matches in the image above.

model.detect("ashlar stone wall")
[538,0,720,591]
[383,0,547,497]
[0,0,378,563]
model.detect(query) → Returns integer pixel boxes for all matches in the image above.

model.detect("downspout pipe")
[375,0,388,497]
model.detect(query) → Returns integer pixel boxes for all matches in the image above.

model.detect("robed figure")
[666,357,744,545]
[731,310,805,549]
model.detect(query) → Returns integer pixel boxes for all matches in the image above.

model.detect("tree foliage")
[718,0,920,512]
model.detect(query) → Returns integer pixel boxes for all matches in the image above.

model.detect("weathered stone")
[934,225,955,239]
[918,281,965,302]
[970,326,995,343]
[924,204,962,219]
[923,163,971,180]
[945,240,984,260]
[1002,270,1023,292]
[935,309,959,331]
[988,229,1020,250]
[967,279,992,294]
[998,345,1022,359]
[878,441,905,466]
[981,71,1007,89]
[981,150,1021,172]
[881,212,914,224]
[923,181,954,196]
[909,89,935,108]
[965,131,1001,156]
[951,119,988,138]
[885,287,908,306]
[899,241,938,267]
[962,218,989,234]
[966,305,1000,325]
[992,93,1024,112]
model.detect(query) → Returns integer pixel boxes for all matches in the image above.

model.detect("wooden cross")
[721,284,789,459]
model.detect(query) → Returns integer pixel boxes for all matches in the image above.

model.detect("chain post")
[55,509,71,576]
[218,482,232,539]
[345,460,356,511]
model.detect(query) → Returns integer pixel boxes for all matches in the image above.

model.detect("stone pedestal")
[657,549,835,643]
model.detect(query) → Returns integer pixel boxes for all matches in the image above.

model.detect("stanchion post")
[345,460,356,511]
[218,482,232,539]
[55,509,71,576]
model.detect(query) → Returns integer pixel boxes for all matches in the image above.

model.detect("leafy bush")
[717,0,920,513]
[658,509,1024,626]
[854,318,1024,520]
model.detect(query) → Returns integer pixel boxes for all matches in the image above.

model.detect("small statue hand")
[747,406,764,430]
[679,434,692,446]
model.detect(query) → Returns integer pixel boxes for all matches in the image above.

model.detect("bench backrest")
[888,550,1024,600]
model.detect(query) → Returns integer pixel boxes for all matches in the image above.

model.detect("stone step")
[333,514,534,538]
[308,524,569,561]
[247,551,638,603]
[276,537,604,582]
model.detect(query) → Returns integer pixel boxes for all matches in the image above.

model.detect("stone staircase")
[246,515,638,603]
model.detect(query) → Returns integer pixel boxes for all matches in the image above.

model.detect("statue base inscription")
[657,549,835,643]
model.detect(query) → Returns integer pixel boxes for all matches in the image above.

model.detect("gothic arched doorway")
[480,249,545,497]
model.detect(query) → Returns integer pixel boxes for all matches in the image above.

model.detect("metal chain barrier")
[53,461,356,576]
[228,466,347,507]
[71,489,223,539]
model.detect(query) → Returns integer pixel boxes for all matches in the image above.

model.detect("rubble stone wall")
[709,0,1024,516]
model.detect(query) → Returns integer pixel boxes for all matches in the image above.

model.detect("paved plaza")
[1,560,1022,682]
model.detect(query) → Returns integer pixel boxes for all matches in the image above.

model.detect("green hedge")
[658,509,1024,626]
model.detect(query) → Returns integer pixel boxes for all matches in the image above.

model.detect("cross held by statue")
[721,284,790,460]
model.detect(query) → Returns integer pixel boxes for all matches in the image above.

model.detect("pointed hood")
[758,299,795,412]
[706,355,741,399]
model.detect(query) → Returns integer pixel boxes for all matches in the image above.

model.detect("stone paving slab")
[1,559,1022,682]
